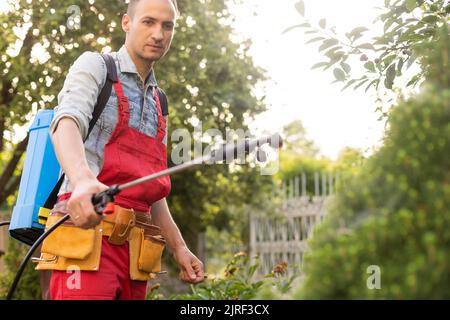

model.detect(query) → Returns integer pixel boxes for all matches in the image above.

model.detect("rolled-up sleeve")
[50,51,107,140]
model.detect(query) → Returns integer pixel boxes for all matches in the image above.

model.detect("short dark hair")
[127,0,179,18]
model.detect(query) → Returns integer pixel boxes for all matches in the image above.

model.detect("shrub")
[295,27,450,299]
[147,252,299,300]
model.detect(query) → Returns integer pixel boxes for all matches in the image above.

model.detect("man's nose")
[152,26,164,42]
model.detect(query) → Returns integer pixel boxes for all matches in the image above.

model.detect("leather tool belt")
[35,200,166,281]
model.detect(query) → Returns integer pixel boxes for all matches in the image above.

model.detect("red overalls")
[50,79,171,300]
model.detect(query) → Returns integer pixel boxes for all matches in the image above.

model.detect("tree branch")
[0,135,29,206]
[0,175,21,205]
[0,117,5,155]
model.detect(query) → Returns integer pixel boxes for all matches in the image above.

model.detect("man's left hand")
[173,246,205,284]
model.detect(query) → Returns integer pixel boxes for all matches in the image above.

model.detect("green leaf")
[422,15,439,24]
[341,79,357,91]
[348,27,369,41]
[312,62,329,69]
[319,18,327,29]
[327,50,345,63]
[364,61,376,72]
[406,74,421,86]
[306,37,326,44]
[354,78,369,90]
[352,33,365,42]
[405,0,418,12]
[419,27,437,36]
[282,23,311,34]
[406,54,417,69]
[295,1,305,16]
[385,64,396,89]
[323,62,335,71]
[341,62,351,74]
[358,43,376,50]
[382,54,397,68]
[397,58,404,76]
[384,17,396,33]
[399,32,424,42]
[319,39,339,52]
[365,79,379,93]
[333,68,346,82]
[349,27,369,36]
[248,264,258,278]
[374,36,390,45]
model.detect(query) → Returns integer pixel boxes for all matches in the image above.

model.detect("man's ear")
[122,14,131,33]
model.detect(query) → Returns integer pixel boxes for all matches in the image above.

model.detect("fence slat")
[250,173,337,276]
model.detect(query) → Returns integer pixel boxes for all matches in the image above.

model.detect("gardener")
[36,0,204,300]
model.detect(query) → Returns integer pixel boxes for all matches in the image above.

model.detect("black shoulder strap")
[86,54,118,138]
[157,87,169,117]
[43,53,118,209]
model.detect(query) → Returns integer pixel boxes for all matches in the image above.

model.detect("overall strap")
[113,78,130,125]
[153,87,166,139]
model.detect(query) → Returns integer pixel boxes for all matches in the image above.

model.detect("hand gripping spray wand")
[6,133,283,300]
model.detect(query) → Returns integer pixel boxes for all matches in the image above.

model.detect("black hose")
[6,214,70,300]
[5,133,284,300]
[0,221,10,227]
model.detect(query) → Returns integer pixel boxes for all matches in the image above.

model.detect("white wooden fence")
[249,173,338,276]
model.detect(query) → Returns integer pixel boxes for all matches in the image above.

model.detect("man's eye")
[143,20,153,25]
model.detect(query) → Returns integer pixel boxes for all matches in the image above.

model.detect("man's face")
[123,0,176,62]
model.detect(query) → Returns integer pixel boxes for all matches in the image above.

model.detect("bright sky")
[229,0,387,159]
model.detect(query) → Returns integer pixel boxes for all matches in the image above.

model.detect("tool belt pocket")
[138,228,166,274]
[108,206,136,246]
[36,200,102,272]
[41,213,96,260]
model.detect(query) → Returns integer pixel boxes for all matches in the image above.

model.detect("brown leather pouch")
[128,222,166,280]
[36,201,102,272]
[108,206,136,245]
[40,214,96,260]
[137,227,166,274]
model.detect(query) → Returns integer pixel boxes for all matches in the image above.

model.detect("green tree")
[332,147,366,177]
[295,26,450,299]
[282,120,319,157]
[0,0,131,205]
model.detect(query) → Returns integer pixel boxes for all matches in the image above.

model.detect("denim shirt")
[50,45,168,195]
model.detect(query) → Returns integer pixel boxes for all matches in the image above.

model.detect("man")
[38,0,205,300]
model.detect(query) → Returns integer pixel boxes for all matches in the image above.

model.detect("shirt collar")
[117,45,158,87]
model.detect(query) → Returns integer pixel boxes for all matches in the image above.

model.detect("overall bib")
[49,79,171,300]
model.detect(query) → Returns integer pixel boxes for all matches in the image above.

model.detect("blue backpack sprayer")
[0,55,283,300]
[6,54,168,246]
[7,110,61,245]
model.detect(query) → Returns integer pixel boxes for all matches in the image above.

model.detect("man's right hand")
[67,178,109,229]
